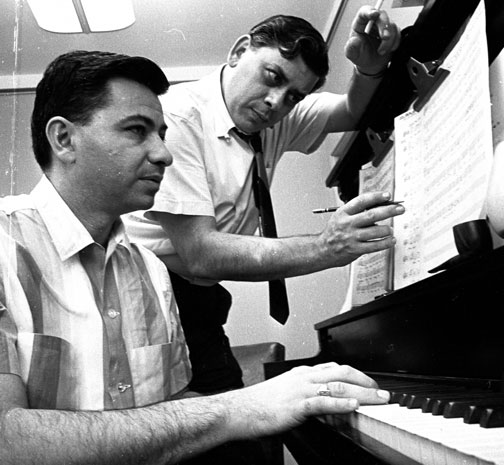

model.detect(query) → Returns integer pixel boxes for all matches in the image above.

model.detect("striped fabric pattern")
[0,176,191,411]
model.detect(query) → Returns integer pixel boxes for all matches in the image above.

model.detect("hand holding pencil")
[345,2,401,74]
[314,191,405,269]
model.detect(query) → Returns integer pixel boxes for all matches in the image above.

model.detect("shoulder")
[0,194,35,216]
[0,195,36,233]
[0,195,39,253]
[291,92,345,118]
[160,70,219,121]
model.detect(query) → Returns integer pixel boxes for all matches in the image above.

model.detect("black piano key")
[398,385,462,406]
[431,393,501,415]
[443,396,504,419]
[480,406,504,428]
[398,384,449,407]
[404,386,466,408]
[464,405,485,424]
[422,390,490,413]
[390,386,433,404]
[386,384,446,404]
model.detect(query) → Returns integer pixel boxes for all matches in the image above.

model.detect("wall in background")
[0,92,41,196]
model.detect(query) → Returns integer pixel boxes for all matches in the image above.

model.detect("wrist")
[354,64,387,79]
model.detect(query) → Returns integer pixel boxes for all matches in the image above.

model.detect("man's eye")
[287,93,303,105]
[265,70,282,86]
[128,126,146,137]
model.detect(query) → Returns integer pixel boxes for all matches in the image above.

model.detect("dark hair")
[248,15,329,91]
[31,50,169,169]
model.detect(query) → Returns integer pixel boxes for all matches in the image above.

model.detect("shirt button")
[117,382,131,393]
[107,309,120,319]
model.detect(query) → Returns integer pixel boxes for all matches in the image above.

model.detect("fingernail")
[396,205,405,213]
[382,192,391,200]
[377,389,390,401]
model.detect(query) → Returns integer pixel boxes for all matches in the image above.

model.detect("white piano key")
[325,403,504,465]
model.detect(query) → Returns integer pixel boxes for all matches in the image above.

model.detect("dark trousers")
[169,271,280,465]
[168,271,243,393]
[180,440,271,465]
[169,272,274,464]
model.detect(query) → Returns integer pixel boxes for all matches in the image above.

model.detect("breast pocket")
[128,342,175,406]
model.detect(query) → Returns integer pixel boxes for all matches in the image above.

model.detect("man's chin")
[124,196,156,215]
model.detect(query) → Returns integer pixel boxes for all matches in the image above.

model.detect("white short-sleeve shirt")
[124,65,342,258]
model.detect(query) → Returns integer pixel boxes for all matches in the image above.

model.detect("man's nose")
[149,137,173,167]
[265,88,286,110]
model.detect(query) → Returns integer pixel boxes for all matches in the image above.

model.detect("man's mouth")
[141,173,163,184]
[252,108,269,123]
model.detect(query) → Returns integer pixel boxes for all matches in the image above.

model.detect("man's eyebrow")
[120,114,154,125]
[119,114,167,132]
[270,64,308,99]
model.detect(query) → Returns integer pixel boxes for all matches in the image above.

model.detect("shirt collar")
[209,64,236,140]
[32,176,131,261]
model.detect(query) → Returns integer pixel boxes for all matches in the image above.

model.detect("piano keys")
[264,246,504,464]
[320,375,504,464]
[322,404,504,465]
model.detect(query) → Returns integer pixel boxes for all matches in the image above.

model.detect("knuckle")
[338,364,353,377]
[364,210,377,223]
[331,381,346,396]
[290,365,310,376]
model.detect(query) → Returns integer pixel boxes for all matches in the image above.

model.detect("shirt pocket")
[128,342,188,406]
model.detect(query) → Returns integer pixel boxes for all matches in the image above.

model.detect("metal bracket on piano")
[407,57,450,112]
[366,128,393,166]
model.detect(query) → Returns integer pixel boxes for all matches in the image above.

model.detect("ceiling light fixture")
[27,0,135,34]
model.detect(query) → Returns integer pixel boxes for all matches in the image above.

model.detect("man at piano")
[124,5,404,398]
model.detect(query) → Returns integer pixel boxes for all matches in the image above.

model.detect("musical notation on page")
[393,1,493,290]
[350,147,395,306]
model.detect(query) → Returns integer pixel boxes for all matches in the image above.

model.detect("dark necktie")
[236,130,290,325]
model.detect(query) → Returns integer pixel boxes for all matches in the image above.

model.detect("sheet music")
[393,0,493,289]
[350,147,395,305]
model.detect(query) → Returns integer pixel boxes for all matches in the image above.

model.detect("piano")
[265,245,504,464]
[264,0,504,463]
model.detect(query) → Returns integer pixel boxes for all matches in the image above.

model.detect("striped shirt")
[0,176,191,411]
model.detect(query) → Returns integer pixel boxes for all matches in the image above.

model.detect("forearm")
[180,230,345,282]
[0,397,234,465]
[345,65,385,127]
[341,5,400,127]
[160,194,402,282]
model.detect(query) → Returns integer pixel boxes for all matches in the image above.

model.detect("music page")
[350,147,395,305]
[393,0,493,289]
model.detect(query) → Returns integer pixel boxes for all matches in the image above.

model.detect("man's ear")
[45,116,77,164]
[227,34,251,66]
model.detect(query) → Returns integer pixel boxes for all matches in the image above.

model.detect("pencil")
[365,0,385,35]
[312,207,339,214]
[312,200,403,214]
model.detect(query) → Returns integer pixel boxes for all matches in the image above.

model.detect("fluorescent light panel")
[27,0,135,33]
